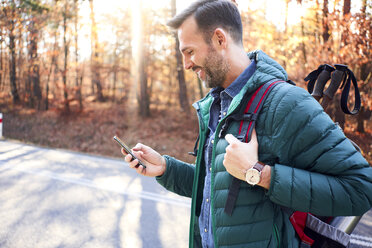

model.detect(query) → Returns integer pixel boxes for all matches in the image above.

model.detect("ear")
[212,28,228,50]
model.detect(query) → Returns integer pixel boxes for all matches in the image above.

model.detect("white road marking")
[350,239,372,247]
[351,234,372,242]
[1,164,191,208]
[350,234,372,247]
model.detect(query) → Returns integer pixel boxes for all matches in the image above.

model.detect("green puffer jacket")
[156,50,372,248]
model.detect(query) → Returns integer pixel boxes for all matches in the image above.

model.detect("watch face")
[245,169,261,185]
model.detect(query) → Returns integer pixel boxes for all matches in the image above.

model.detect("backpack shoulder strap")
[238,79,286,142]
[224,79,286,216]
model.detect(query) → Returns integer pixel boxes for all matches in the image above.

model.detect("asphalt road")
[0,140,190,248]
[0,140,371,248]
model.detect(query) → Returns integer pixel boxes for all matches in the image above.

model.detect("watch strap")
[253,161,265,172]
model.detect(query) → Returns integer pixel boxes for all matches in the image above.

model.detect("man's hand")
[122,143,166,177]
[223,130,259,181]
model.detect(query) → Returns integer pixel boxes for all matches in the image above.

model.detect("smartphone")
[113,136,146,168]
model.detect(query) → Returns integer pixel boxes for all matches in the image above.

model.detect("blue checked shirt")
[199,60,256,248]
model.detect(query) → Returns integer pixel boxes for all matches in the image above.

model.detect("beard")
[197,46,230,88]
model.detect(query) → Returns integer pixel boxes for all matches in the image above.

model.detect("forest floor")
[1,97,371,165]
[1,99,199,164]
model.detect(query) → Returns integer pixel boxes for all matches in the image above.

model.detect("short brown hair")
[167,0,243,44]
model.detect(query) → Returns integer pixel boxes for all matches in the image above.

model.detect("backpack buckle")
[188,135,199,157]
[218,113,257,139]
[219,121,230,139]
[242,113,257,122]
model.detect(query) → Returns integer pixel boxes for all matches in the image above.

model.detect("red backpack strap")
[290,212,315,247]
[288,211,351,247]
[238,80,285,142]
[224,80,286,216]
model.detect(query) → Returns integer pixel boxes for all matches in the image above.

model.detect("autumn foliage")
[0,0,370,163]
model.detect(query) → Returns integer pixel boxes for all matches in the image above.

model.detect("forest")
[0,0,371,164]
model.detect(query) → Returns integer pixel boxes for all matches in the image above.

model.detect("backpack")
[305,64,361,115]
[217,67,362,247]
[305,64,362,153]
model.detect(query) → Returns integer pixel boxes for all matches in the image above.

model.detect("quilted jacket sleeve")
[155,155,195,198]
[266,84,372,216]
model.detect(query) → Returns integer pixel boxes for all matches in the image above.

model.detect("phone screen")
[113,136,146,168]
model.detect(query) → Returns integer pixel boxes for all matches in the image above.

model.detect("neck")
[222,46,251,89]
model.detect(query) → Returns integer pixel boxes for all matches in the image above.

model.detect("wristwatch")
[245,161,265,185]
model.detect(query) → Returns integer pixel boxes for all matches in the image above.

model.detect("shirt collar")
[210,86,223,99]
[224,59,256,98]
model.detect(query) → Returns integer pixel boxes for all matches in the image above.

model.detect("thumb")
[225,134,240,145]
[250,129,258,143]
[133,143,146,152]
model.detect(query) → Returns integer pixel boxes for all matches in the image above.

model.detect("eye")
[188,50,194,55]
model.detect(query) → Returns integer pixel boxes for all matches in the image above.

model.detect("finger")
[124,154,132,162]
[135,165,146,175]
[132,150,144,158]
[121,147,128,155]
[128,158,140,169]
[225,134,240,145]
[250,129,258,144]
[132,143,145,151]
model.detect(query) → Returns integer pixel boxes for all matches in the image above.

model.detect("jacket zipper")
[273,223,281,248]
[209,112,236,247]
[193,98,241,247]
[189,102,206,248]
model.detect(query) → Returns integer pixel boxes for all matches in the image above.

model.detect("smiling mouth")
[192,66,201,72]
[192,67,204,80]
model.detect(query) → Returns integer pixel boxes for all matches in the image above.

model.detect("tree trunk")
[137,31,150,117]
[8,2,20,104]
[52,50,59,102]
[341,0,351,47]
[357,107,371,133]
[28,16,42,110]
[284,0,289,33]
[0,25,3,90]
[343,0,351,17]
[197,77,204,99]
[45,43,56,111]
[132,0,150,117]
[314,0,321,44]
[139,55,150,117]
[322,0,330,43]
[300,17,307,65]
[356,118,365,133]
[112,67,117,102]
[171,0,190,113]
[89,0,104,102]
[356,0,370,134]
[45,1,60,111]
[175,37,190,113]
[359,0,369,81]
[62,1,70,113]
[112,38,119,102]
[74,0,83,111]
[167,60,174,106]
[356,108,365,133]
[334,94,345,130]
[361,0,367,15]
[298,0,307,70]
[9,27,19,103]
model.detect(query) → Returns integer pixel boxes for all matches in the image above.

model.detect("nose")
[183,57,194,70]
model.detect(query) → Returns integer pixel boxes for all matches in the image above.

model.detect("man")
[123,0,372,247]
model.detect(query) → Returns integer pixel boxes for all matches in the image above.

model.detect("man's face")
[178,17,229,88]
